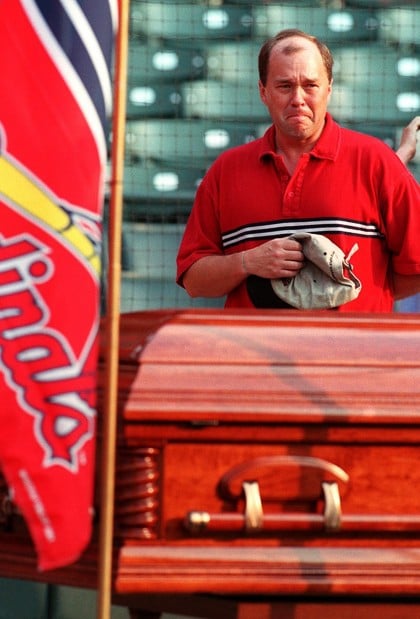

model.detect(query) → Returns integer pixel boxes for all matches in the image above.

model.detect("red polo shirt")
[177,114,420,312]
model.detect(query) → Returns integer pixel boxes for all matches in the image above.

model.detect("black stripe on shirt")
[222,217,384,249]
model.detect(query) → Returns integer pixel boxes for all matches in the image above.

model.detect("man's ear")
[327,78,333,102]
[258,80,267,105]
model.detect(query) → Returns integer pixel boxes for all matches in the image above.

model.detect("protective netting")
[107,1,419,313]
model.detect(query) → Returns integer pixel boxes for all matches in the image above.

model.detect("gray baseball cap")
[271,232,362,310]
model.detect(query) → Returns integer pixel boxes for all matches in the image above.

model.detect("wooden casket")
[1,308,420,618]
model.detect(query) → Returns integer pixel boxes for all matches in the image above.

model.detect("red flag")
[0,0,117,570]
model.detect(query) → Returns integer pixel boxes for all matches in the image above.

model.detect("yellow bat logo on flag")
[0,138,101,278]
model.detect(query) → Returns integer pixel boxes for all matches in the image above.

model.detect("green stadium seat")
[181,79,269,121]
[347,0,416,7]
[332,45,419,91]
[130,2,253,41]
[252,6,378,43]
[122,199,193,221]
[122,222,185,276]
[126,82,182,118]
[128,42,206,82]
[122,161,205,202]
[329,83,419,123]
[125,118,262,165]
[206,40,261,84]
[228,0,322,4]
[378,8,420,46]
[121,272,224,312]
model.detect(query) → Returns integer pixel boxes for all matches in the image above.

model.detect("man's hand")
[182,238,304,298]
[243,237,304,279]
[396,116,419,165]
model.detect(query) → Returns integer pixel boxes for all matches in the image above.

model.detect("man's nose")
[290,86,305,105]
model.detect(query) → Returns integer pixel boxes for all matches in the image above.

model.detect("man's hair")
[258,29,334,85]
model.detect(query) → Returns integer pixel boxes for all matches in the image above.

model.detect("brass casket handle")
[185,455,347,534]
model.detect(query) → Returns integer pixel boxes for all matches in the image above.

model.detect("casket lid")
[101,309,420,426]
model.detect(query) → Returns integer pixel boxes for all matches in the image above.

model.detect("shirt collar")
[259,113,340,162]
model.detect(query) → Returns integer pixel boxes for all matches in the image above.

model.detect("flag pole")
[96,0,130,617]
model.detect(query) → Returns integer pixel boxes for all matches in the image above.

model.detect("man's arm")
[393,273,420,301]
[182,238,304,298]
[396,116,419,165]
[393,118,420,301]
[182,252,245,298]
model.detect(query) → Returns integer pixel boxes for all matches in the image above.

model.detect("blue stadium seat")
[130,2,253,40]
[181,79,269,121]
[252,6,379,43]
[378,8,420,46]
[126,81,183,119]
[125,118,262,165]
[128,42,206,82]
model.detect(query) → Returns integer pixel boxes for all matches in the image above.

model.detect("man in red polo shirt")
[176,29,420,312]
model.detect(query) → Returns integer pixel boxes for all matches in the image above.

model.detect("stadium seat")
[181,79,269,121]
[121,272,225,312]
[126,81,183,119]
[130,2,253,40]
[252,5,379,43]
[378,8,420,46]
[122,221,185,276]
[346,1,415,6]
[206,40,261,84]
[122,161,205,202]
[118,220,227,311]
[329,84,419,123]
[128,42,206,82]
[332,45,419,90]
[228,0,321,4]
[121,272,178,312]
[125,118,262,165]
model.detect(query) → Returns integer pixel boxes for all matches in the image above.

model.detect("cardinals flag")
[0,0,118,570]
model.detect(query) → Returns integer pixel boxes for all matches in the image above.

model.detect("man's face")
[259,37,332,146]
